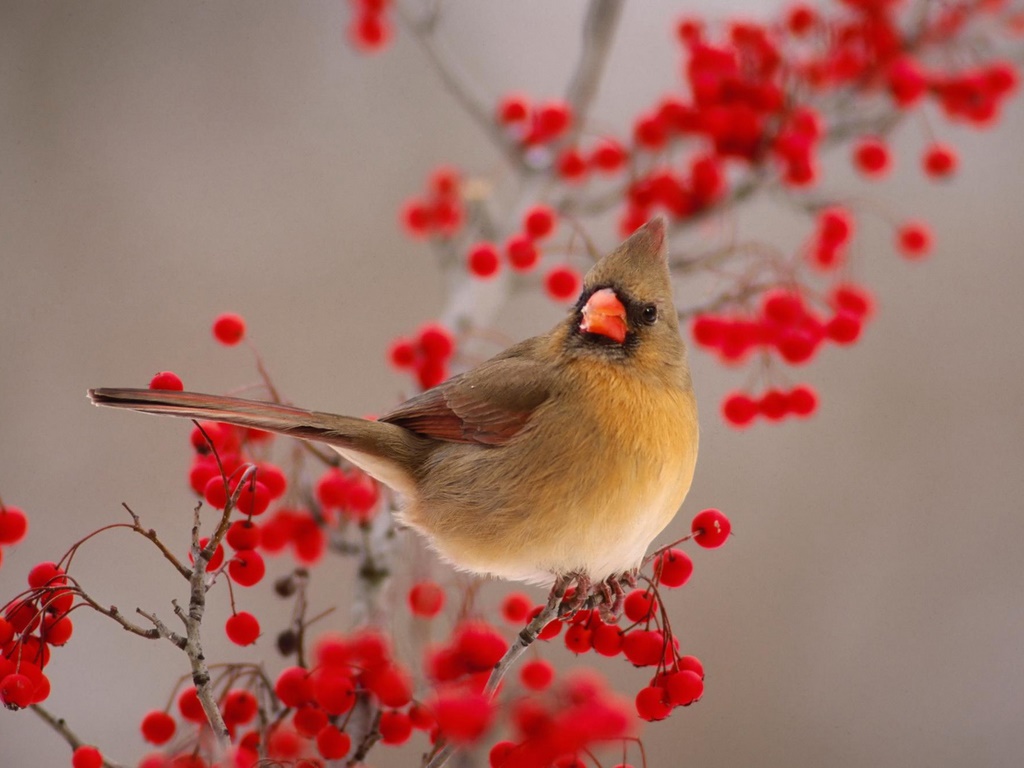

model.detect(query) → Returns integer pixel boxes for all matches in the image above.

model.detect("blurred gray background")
[2,2,1023,766]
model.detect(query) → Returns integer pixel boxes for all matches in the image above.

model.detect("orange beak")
[580,288,628,343]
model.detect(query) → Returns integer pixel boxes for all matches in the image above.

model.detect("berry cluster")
[495,95,573,147]
[692,286,871,366]
[388,322,456,390]
[400,167,464,240]
[1,560,73,709]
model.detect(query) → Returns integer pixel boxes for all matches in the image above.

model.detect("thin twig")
[137,607,186,648]
[30,705,126,768]
[122,503,191,580]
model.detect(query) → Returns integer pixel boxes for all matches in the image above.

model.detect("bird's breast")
[404,359,699,584]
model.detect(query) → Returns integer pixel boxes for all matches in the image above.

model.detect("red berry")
[212,313,246,345]
[759,389,789,420]
[666,669,704,705]
[490,741,517,768]
[316,725,352,760]
[467,242,500,278]
[564,623,593,654]
[787,385,818,417]
[654,549,693,588]
[819,207,853,246]
[505,234,540,272]
[401,199,432,237]
[826,312,862,344]
[28,561,66,589]
[430,166,460,197]
[787,4,816,34]
[0,507,28,545]
[558,148,588,181]
[408,581,445,618]
[292,704,328,738]
[497,93,530,124]
[692,509,731,548]
[691,315,724,347]
[228,550,266,587]
[313,671,356,714]
[236,480,271,516]
[41,613,73,646]
[853,137,890,176]
[591,621,624,656]
[622,629,665,666]
[722,392,757,427]
[141,711,176,745]
[226,611,260,646]
[149,371,184,391]
[5,599,40,634]
[417,358,448,390]
[533,101,572,141]
[897,221,932,258]
[349,10,391,51]
[923,143,957,177]
[830,283,874,318]
[431,690,494,744]
[316,468,349,508]
[678,654,705,678]
[590,138,627,172]
[226,520,260,551]
[636,685,672,721]
[501,592,532,623]
[178,686,205,722]
[419,323,455,360]
[256,463,287,499]
[203,476,229,510]
[379,710,413,745]
[388,338,417,369]
[72,745,103,768]
[519,658,555,691]
[523,205,557,240]
[623,589,658,622]
[544,266,581,301]
[275,666,314,708]
[0,618,14,645]
[0,673,34,708]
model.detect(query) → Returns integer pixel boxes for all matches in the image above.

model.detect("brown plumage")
[89,217,698,585]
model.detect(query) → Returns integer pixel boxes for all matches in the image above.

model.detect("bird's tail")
[88,388,383,453]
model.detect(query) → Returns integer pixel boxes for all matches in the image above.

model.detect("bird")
[89,217,698,608]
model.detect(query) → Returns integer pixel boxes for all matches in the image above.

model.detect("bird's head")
[567,217,687,376]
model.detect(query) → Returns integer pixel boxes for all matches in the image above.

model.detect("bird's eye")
[641,304,658,325]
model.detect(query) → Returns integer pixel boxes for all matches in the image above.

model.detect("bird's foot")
[596,573,630,623]
[558,572,592,619]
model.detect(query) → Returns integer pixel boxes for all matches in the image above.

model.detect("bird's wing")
[380,345,553,446]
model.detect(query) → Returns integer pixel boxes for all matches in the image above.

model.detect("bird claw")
[554,571,634,622]
[557,573,591,619]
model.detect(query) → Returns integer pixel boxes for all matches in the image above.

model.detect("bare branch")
[30,705,126,768]
[564,0,625,144]
[395,1,525,170]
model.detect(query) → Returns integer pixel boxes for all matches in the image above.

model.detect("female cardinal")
[90,218,698,600]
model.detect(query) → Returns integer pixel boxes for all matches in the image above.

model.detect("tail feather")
[89,388,373,452]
